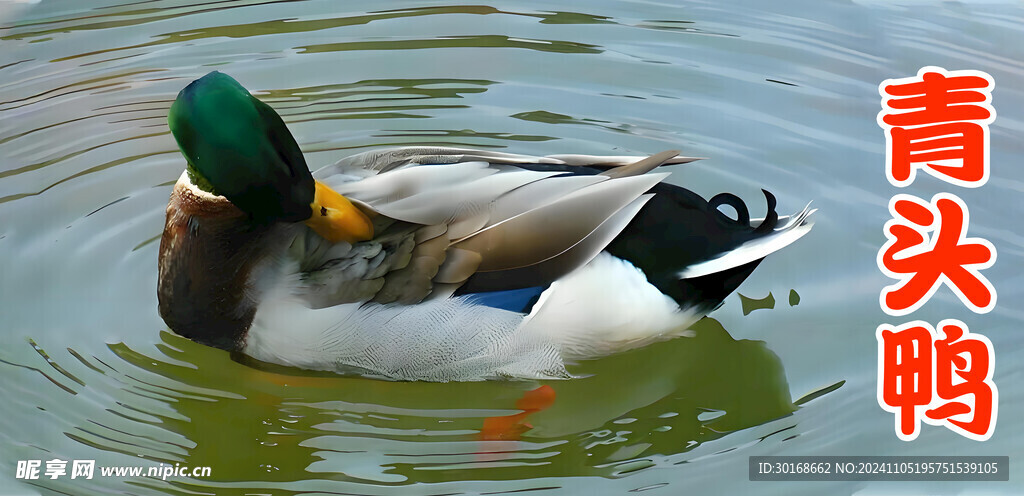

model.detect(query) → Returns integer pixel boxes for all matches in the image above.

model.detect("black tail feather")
[606,182,780,308]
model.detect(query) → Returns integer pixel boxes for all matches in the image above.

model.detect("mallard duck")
[158,71,813,381]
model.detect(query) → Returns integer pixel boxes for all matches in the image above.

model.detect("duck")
[157,71,813,381]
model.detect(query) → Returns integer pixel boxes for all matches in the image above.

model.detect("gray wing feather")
[487,174,608,228]
[333,161,494,205]
[326,146,567,174]
[462,194,655,292]
[545,153,700,166]
[366,167,560,228]
[296,149,678,306]
[314,146,701,180]
[452,173,669,270]
[373,229,450,304]
[374,255,442,304]
[292,222,417,308]
[414,224,448,243]
[434,248,483,284]
[599,150,680,179]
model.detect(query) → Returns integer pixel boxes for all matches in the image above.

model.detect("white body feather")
[243,252,697,380]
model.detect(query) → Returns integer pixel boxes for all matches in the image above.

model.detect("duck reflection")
[103,316,797,486]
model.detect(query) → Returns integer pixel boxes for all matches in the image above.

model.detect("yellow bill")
[304,180,374,244]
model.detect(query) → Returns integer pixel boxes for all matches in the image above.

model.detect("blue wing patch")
[463,286,548,314]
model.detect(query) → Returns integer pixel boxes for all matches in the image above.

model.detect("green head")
[168,71,314,222]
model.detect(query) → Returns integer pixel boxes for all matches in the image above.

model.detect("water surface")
[1,1,1023,494]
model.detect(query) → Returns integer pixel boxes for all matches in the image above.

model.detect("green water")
[1,1,1022,494]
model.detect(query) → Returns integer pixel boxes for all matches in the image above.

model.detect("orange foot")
[480,385,556,441]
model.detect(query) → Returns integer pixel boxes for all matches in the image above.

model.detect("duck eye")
[320,206,328,216]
